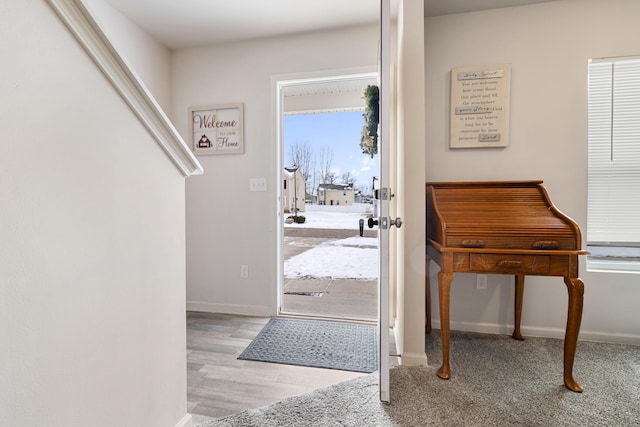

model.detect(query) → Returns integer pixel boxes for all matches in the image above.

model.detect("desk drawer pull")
[497,260,523,268]
[461,239,485,248]
[532,240,560,249]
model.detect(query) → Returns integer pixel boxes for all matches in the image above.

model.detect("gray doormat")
[238,317,378,373]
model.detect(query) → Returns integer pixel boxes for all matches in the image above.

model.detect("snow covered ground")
[284,236,378,279]
[284,205,379,280]
[284,203,373,230]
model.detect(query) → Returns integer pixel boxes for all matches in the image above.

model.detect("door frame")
[274,69,378,319]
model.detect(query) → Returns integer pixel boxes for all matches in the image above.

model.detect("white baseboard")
[186,301,273,317]
[428,320,640,346]
[175,414,192,427]
[400,351,429,367]
[390,323,429,367]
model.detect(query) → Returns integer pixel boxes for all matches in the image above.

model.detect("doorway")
[277,73,379,322]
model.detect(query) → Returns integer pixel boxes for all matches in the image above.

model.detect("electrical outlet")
[240,265,249,279]
[477,274,488,290]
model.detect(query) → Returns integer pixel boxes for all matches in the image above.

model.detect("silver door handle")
[390,217,402,228]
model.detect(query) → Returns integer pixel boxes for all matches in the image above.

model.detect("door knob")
[368,217,402,229]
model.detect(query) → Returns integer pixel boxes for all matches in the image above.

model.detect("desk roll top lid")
[427,180,582,251]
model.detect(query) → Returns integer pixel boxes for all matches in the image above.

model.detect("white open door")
[377,0,426,403]
[378,0,393,403]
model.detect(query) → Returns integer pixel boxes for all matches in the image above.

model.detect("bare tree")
[355,183,371,198]
[288,140,314,195]
[318,146,334,184]
[341,171,356,187]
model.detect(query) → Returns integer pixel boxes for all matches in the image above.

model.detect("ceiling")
[101,0,557,50]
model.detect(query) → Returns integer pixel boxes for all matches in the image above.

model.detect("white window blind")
[588,58,640,245]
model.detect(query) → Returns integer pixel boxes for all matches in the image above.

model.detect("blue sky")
[283,111,378,192]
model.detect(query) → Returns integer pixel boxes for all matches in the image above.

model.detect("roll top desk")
[425,180,588,392]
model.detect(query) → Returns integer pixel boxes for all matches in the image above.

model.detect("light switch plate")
[250,178,267,192]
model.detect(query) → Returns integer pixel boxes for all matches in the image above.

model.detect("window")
[587,57,640,272]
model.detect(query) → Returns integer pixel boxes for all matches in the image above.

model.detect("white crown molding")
[46,0,203,177]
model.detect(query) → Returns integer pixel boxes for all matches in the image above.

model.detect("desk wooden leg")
[512,274,525,341]
[563,276,584,392]
[437,271,454,380]
[425,256,432,334]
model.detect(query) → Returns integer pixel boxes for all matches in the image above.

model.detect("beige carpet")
[198,330,640,426]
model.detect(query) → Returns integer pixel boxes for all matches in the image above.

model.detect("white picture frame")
[189,103,244,155]
[450,65,511,148]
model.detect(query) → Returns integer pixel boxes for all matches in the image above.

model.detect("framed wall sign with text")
[189,103,244,155]
[450,65,511,148]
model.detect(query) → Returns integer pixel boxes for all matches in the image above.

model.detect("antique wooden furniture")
[425,181,588,392]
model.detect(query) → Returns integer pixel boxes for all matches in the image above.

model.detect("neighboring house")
[354,189,367,203]
[317,183,355,206]
[306,191,316,204]
[283,167,306,214]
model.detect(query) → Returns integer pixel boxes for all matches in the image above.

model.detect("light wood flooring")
[186,311,367,424]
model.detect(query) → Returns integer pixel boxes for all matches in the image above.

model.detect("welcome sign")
[189,103,244,155]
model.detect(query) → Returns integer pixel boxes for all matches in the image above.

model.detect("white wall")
[174,25,379,315]
[0,2,188,426]
[425,0,640,343]
[84,0,173,112]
